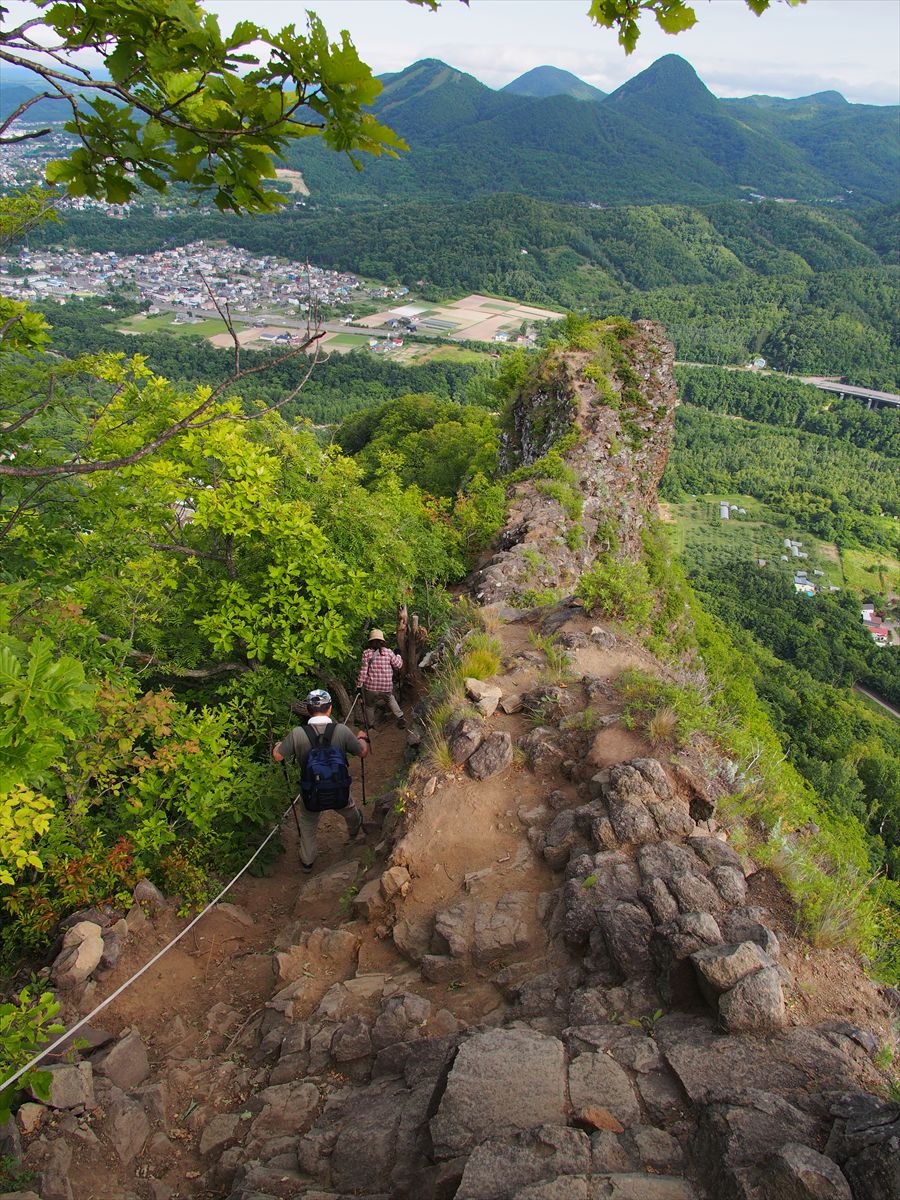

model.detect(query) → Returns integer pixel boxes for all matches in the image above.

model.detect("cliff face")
[477,320,677,605]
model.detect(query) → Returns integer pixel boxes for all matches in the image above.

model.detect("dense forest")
[24,196,900,387]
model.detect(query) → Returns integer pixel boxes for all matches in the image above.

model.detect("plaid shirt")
[357,647,402,693]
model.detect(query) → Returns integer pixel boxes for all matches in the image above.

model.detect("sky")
[3,0,899,105]
[200,0,900,106]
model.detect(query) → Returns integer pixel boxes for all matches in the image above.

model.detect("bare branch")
[0,479,55,540]
[96,634,251,678]
[0,89,62,141]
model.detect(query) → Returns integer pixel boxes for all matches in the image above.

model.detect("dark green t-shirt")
[277,717,364,765]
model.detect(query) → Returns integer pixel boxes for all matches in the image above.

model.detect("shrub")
[577,556,652,631]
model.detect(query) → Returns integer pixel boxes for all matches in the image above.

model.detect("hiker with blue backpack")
[272,689,370,872]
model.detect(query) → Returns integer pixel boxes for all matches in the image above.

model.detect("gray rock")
[637,840,703,884]
[691,941,771,998]
[542,809,585,869]
[93,1028,150,1090]
[431,1027,568,1158]
[467,730,513,780]
[695,1090,819,1196]
[687,836,743,872]
[630,1127,684,1171]
[636,1070,687,1124]
[449,717,487,764]
[328,1084,405,1193]
[472,893,532,964]
[513,1178,590,1200]
[392,915,433,963]
[710,865,748,907]
[465,678,503,717]
[591,1129,635,1172]
[371,992,431,1050]
[765,1142,851,1199]
[133,879,166,910]
[719,910,781,959]
[606,1175,697,1199]
[199,1112,242,1156]
[668,870,723,914]
[568,1052,641,1124]
[825,1091,900,1200]
[108,1095,150,1164]
[30,1138,73,1200]
[456,1126,591,1200]
[249,1081,319,1139]
[99,928,124,970]
[35,1062,95,1110]
[640,877,679,924]
[421,954,461,984]
[434,901,474,959]
[596,900,654,977]
[719,965,786,1033]
[331,1015,373,1062]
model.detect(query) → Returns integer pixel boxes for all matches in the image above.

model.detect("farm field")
[358,292,562,341]
[118,313,244,339]
[660,494,900,598]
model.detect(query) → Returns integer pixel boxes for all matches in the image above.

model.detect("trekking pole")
[280,760,304,858]
[356,689,374,755]
[360,748,368,809]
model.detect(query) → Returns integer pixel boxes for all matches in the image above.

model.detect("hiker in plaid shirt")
[357,628,405,728]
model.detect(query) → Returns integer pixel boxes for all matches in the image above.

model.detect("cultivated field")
[662,495,900,598]
[358,292,562,341]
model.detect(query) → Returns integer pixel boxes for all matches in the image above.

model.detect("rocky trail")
[6,324,899,1200]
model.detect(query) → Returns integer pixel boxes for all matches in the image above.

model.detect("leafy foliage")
[0,987,63,1122]
[1,1,407,212]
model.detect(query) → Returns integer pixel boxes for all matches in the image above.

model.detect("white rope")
[0,798,298,1098]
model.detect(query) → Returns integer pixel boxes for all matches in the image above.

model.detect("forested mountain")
[501,65,606,102]
[287,54,898,205]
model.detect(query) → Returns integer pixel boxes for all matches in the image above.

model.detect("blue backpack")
[300,721,352,812]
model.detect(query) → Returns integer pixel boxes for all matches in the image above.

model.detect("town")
[0,240,382,318]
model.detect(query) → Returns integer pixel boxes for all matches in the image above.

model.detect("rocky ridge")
[4,325,898,1200]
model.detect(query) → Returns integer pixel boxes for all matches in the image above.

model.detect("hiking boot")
[348,808,364,840]
[396,716,406,729]
[300,858,314,873]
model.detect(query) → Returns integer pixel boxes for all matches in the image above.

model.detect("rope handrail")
[0,797,298,1098]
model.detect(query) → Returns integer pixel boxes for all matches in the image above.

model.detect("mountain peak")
[606,53,716,111]
[502,65,605,103]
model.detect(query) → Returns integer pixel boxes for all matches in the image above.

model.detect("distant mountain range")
[3,55,896,207]
[289,55,897,207]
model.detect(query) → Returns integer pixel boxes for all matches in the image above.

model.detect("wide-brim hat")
[368,628,386,642]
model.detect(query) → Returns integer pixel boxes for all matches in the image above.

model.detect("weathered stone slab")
[93,1029,150,1090]
[568,1053,640,1125]
[430,1028,567,1157]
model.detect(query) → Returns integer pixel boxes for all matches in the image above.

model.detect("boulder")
[710,865,748,907]
[52,922,103,987]
[765,1142,852,1199]
[331,1015,373,1062]
[568,1053,641,1124]
[691,942,772,999]
[449,717,487,764]
[133,879,166,910]
[719,966,786,1033]
[467,731,513,781]
[434,901,474,959]
[472,893,532,964]
[596,900,654,978]
[431,1027,568,1158]
[106,1093,150,1164]
[465,678,503,717]
[667,870,723,915]
[249,1081,320,1140]
[35,1063,94,1110]
[199,1112,242,1157]
[392,915,433,963]
[351,878,384,922]
[825,1091,900,1200]
[456,1126,591,1200]
[371,992,431,1050]
[92,1029,150,1090]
